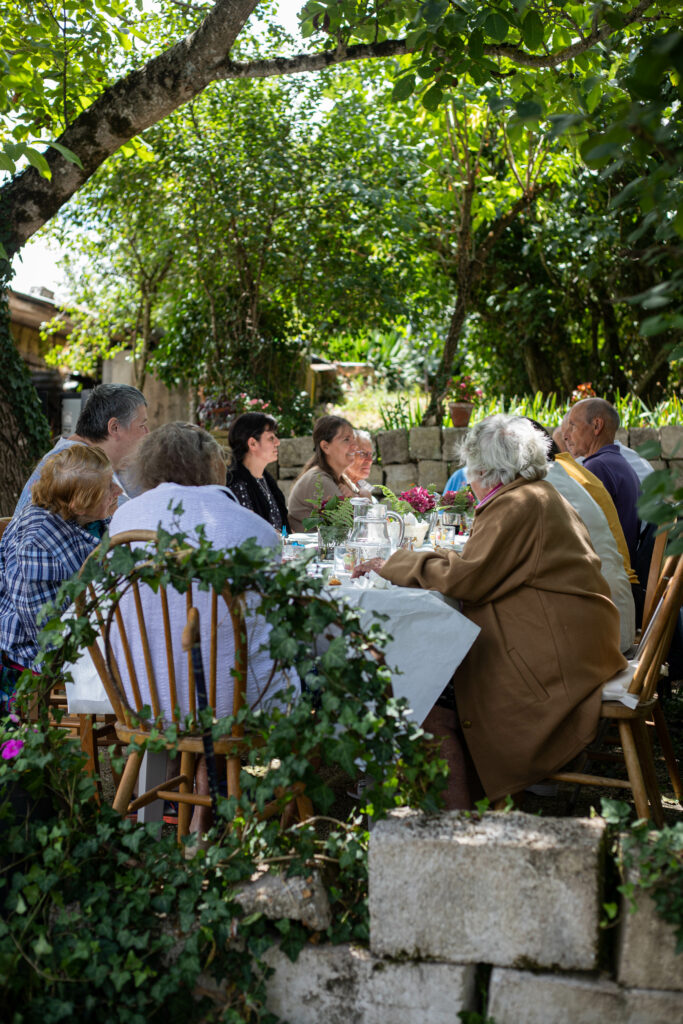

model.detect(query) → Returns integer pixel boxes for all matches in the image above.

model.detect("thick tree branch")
[0,0,657,258]
[0,0,259,259]
[217,0,656,80]
[215,37,411,79]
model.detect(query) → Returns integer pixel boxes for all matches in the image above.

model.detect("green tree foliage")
[43,68,442,403]
[465,170,677,400]
[0,0,140,178]
[42,152,177,390]
[1,0,680,446]
[580,30,683,354]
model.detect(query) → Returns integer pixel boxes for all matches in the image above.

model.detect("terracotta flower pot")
[448,401,474,427]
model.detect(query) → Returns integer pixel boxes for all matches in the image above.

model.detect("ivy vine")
[0,211,52,491]
[0,529,447,1021]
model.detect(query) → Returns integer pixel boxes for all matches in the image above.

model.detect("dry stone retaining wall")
[262,811,683,1023]
[265,425,683,501]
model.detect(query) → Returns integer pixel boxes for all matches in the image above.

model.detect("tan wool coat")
[380,477,627,800]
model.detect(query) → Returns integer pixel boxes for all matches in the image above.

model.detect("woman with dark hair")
[287,415,356,532]
[225,413,289,533]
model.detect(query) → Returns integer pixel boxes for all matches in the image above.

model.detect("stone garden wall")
[261,810,683,1024]
[266,424,683,501]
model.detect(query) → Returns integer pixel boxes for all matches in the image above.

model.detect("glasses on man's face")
[354,450,373,460]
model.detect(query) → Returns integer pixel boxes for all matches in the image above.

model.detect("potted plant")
[570,382,597,404]
[443,375,484,427]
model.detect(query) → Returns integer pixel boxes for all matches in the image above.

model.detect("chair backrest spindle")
[80,532,253,738]
[628,555,683,703]
[114,603,143,714]
[210,588,218,710]
[160,588,179,723]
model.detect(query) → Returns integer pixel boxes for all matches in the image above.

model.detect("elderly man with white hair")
[353,414,626,810]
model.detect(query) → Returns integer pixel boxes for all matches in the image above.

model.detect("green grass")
[326,385,682,433]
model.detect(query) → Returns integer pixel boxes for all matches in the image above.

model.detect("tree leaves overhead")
[0,0,144,176]
[299,0,679,118]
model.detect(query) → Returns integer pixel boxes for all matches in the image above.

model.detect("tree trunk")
[0,280,51,514]
[422,281,472,425]
[522,341,555,395]
[423,189,541,425]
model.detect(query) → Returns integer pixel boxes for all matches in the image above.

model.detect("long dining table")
[66,553,480,819]
[322,574,480,724]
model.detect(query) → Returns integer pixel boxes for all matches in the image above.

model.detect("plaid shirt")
[0,504,101,668]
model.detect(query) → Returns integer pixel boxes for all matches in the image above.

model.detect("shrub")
[0,530,446,1021]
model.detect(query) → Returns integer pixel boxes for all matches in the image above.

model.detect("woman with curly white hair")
[354,414,626,809]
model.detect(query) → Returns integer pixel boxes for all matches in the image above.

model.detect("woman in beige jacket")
[287,416,357,531]
[354,415,626,807]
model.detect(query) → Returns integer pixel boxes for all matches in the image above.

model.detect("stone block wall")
[266,425,683,501]
[262,811,683,1023]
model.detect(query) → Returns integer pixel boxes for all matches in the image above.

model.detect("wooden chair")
[80,530,312,839]
[0,517,11,539]
[44,684,119,793]
[549,553,683,824]
[641,529,670,634]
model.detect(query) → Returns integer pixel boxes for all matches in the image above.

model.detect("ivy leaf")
[33,933,53,956]
[603,901,618,920]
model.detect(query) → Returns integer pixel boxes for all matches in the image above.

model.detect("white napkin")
[601,662,639,709]
[349,570,395,590]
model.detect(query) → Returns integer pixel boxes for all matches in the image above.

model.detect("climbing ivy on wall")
[0,244,51,513]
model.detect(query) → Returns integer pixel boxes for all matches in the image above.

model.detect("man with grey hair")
[564,398,640,562]
[555,408,653,484]
[14,383,148,515]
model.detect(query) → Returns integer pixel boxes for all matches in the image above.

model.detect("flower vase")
[448,401,474,428]
[317,525,348,561]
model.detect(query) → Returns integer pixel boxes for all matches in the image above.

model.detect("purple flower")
[399,486,436,515]
[1,738,25,760]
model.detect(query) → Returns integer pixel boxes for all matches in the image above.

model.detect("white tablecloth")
[328,582,480,724]
[66,572,481,728]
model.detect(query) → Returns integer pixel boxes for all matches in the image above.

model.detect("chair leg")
[226,754,241,801]
[113,750,143,816]
[77,713,102,798]
[631,719,664,828]
[177,751,195,840]
[618,721,653,822]
[295,793,314,821]
[652,702,683,802]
